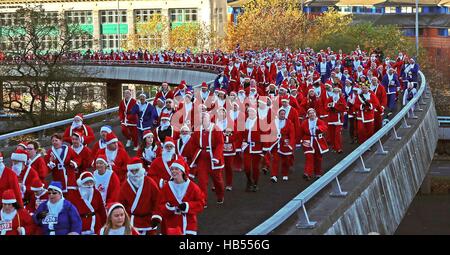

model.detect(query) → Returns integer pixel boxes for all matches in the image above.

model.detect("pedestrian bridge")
[0,62,439,235]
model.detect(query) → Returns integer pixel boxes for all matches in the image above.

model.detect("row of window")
[335,6,449,14]
[402,28,449,37]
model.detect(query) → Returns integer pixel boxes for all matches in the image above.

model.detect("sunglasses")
[48,190,60,195]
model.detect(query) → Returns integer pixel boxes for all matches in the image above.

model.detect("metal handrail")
[0,64,217,142]
[437,116,450,126]
[247,70,428,235]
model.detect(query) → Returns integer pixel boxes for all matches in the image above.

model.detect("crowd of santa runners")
[0,46,420,235]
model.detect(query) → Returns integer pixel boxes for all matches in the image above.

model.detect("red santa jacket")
[119,98,138,126]
[91,140,125,157]
[283,106,301,145]
[18,166,39,206]
[0,208,35,235]
[72,145,92,178]
[256,66,270,86]
[0,167,23,207]
[155,179,205,235]
[96,147,129,184]
[71,189,107,234]
[371,84,388,113]
[94,169,121,205]
[29,155,48,183]
[137,144,162,170]
[353,91,382,123]
[45,145,82,192]
[299,118,329,154]
[153,89,174,106]
[242,118,263,154]
[63,124,95,146]
[326,95,347,125]
[176,136,197,166]
[26,190,48,215]
[148,154,190,189]
[119,176,161,231]
[190,123,225,169]
[265,118,296,155]
[300,94,326,120]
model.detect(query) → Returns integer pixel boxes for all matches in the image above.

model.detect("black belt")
[81,212,95,218]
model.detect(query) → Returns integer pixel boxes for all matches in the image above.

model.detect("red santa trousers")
[270,152,293,177]
[121,124,138,147]
[357,121,374,144]
[328,125,343,151]
[374,112,383,133]
[224,156,234,187]
[197,151,225,202]
[243,152,261,185]
[304,144,323,177]
[262,152,271,170]
[233,152,243,171]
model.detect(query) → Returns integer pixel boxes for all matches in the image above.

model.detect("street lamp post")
[415,0,419,59]
[117,0,120,52]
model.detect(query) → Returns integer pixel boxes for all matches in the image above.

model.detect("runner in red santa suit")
[154,113,175,145]
[96,132,130,184]
[299,108,329,180]
[119,89,138,149]
[174,91,195,130]
[148,137,190,189]
[257,97,274,175]
[154,159,205,235]
[176,125,197,179]
[93,154,120,205]
[190,112,225,205]
[354,83,382,144]
[369,77,387,133]
[119,158,161,235]
[0,153,23,207]
[98,202,140,235]
[242,107,263,192]
[62,114,95,146]
[137,131,162,171]
[71,132,93,178]
[9,149,39,208]
[71,172,106,235]
[26,178,48,215]
[267,108,296,183]
[91,125,125,156]
[153,82,174,106]
[26,141,48,183]
[228,101,244,172]
[326,87,347,153]
[44,133,82,202]
[279,95,301,148]
[0,189,35,235]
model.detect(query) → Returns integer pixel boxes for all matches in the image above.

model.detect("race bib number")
[0,221,12,231]
[43,215,58,225]
[224,143,233,151]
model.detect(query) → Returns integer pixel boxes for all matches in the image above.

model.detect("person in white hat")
[71,172,106,235]
[325,87,347,154]
[62,113,95,146]
[70,131,93,177]
[119,89,138,149]
[10,149,40,203]
[153,158,205,235]
[155,113,174,145]
[0,189,36,235]
[0,152,23,207]
[99,202,139,235]
[93,154,120,205]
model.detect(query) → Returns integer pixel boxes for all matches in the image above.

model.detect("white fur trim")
[2,199,17,204]
[70,160,78,169]
[48,184,63,194]
[106,138,119,145]
[170,162,185,173]
[151,215,162,222]
[143,132,154,139]
[11,153,27,162]
[127,163,143,171]
[95,158,109,166]
[77,176,95,187]
[100,126,112,133]
[164,141,175,147]
[107,203,126,216]
[182,202,189,214]
[31,185,44,192]
[185,230,197,235]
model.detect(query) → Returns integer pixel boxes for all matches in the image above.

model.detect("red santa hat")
[127,157,144,171]
[247,107,257,114]
[2,189,16,204]
[164,136,176,147]
[105,132,119,145]
[238,86,245,93]
[17,141,28,149]
[11,149,28,162]
[290,84,298,91]
[307,108,316,114]
[143,130,154,140]
[30,178,45,192]
[279,95,290,103]
[160,113,171,121]
[279,81,289,92]
[180,124,190,132]
[217,89,226,95]
[77,171,95,187]
[95,153,109,166]
[185,91,193,98]
[0,152,3,162]
[106,202,127,217]
[201,82,208,89]
[229,91,237,96]
[74,113,83,121]
[170,158,186,173]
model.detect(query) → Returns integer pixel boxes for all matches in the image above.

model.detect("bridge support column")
[0,80,3,112]
[106,81,122,108]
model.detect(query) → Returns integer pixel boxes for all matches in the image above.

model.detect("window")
[339,6,352,13]
[134,9,161,23]
[401,6,421,13]
[100,10,127,24]
[101,34,127,50]
[169,8,198,23]
[402,28,415,36]
[438,28,449,37]
[70,34,93,50]
[385,7,397,14]
[65,11,93,24]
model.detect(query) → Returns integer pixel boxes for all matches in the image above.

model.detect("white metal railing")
[247,70,429,235]
[437,116,450,126]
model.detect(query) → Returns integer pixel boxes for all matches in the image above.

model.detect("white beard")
[245,118,256,130]
[258,107,268,119]
[0,163,5,176]
[12,163,23,176]
[180,135,190,144]
[128,170,145,188]
[105,148,118,163]
[160,122,170,130]
[278,119,286,129]
[333,93,340,102]
[71,121,82,129]
[79,186,94,202]
[162,149,175,163]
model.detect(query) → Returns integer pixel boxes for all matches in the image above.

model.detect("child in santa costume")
[10,149,40,208]
[0,152,23,207]
[119,158,161,235]
[119,89,138,150]
[44,133,82,202]
[96,132,130,184]
[136,130,162,171]
[98,202,139,235]
[63,113,95,146]
[71,172,107,235]
[93,154,120,205]
[155,159,205,235]
[299,108,329,180]
[0,189,36,235]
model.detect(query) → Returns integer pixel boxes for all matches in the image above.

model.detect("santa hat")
[170,158,186,173]
[0,152,3,163]
[180,124,190,132]
[100,125,113,134]
[95,154,109,166]
[11,149,28,162]
[105,132,119,145]
[229,91,237,96]
[164,137,176,147]
[201,82,208,89]
[30,178,45,192]
[232,102,240,108]
[290,84,298,91]
[247,107,257,114]
[127,157,144,171]
[307,108,316,114]
[166,98,173,103]
[17,141,28,149]
[178,81,187,90]
[238,86,245,93]
[48,181,63,194]
[279,82,289,92]
[160,113,171,121]
[185,91,193,98]
[106,202,126,217]
[157,97,165,103]
[139,92,147,98]
[77,171,95,187]
[217,89,226,95]
[74,113,83,121]
[280,95,290,103]
[2,189,16,204]
[143,130,154,140]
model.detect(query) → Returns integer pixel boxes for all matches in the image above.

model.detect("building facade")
[0,0,227,51]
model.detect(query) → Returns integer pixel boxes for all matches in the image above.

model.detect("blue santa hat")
[100,125,113,134]
[47,181,63,194]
